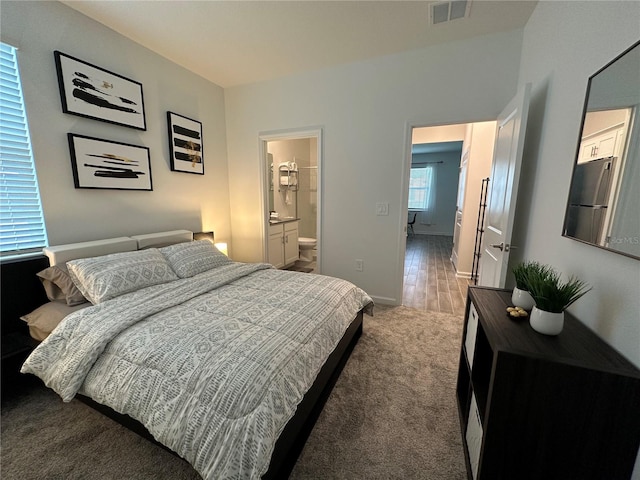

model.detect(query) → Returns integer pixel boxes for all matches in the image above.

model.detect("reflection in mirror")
[563,41,640,260]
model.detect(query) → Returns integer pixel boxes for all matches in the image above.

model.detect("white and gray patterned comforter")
[22,263,373,480]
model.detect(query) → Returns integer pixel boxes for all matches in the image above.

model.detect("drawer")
[464,302,479,367]
[269,224,283,237]
[466,394,483,480]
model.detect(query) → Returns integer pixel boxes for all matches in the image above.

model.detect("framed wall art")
[67,133,152,191]
[54,51,146,130]
[167,111,204,175]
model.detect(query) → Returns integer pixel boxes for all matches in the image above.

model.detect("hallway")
[403,234,470,317]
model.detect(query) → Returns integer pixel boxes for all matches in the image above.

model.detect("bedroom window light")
[0,42,48,258]
[408,165,435,211]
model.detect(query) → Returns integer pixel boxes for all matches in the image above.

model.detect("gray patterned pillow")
[67,249,179,304]
[160,240,231,278]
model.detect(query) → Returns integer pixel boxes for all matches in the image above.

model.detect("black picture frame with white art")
[67,133,153,191]
[54,51,146,130]
[167,111,204,175]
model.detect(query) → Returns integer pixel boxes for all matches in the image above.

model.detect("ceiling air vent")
[430,0,472,25]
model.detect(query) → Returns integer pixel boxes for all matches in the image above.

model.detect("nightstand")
[1,332,39,395]
[2,331,38,361]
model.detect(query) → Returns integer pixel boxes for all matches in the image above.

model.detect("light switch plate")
[376,202,389,216]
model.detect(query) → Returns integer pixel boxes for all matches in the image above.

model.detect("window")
[0,42,48,256]
[408,165,435,211]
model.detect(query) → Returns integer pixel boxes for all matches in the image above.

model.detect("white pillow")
[160,240,231,278]
[67,249,178,304]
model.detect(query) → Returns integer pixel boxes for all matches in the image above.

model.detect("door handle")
[490,242,511,252]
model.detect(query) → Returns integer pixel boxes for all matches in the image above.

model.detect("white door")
[452,151,468,269]
[478,83,531,287]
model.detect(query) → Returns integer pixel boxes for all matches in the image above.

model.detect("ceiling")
[61,0,538,88]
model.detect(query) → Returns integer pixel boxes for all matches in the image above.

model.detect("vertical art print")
[54,51,146,130]
[68,134,152,191]
[167,112,204,175]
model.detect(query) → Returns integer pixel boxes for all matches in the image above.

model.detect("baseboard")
[411,231,453,237]
[370,295,398,306]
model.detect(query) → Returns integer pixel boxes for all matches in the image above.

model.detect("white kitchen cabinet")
[578,126,625,164]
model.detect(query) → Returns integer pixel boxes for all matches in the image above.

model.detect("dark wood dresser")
[456,286,640,480]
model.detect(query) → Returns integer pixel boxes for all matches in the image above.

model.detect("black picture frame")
[54,51,146,130]
[68,133,153,191]
[167,111,204,175]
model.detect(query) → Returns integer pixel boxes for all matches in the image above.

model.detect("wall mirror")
[563,40,640,260]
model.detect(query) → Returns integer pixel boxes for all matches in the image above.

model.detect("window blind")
[0,42,48,256]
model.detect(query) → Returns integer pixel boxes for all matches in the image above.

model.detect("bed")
[18,230,373,480]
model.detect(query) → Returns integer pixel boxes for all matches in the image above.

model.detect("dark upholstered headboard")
[1,256,50,336]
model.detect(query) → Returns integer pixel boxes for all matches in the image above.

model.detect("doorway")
[259,128,323,273]
[402,122,496,311]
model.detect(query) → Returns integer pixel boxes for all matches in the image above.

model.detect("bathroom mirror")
[562,40,640,260]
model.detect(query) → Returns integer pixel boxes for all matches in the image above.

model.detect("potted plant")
[525,268,591,335]
[511,261,552,310]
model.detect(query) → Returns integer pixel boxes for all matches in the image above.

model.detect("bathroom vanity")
[268,219,299,268]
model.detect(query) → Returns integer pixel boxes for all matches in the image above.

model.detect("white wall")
[511,3,640,474]
[512,0,640,365]
[582,109,629,137]
[225,29,523,303]
[1,1,231,247]
[410,151,459,236]
[413,124,467,144]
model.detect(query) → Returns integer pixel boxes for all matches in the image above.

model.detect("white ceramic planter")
[511,287,536,310]
[529,306,564,336]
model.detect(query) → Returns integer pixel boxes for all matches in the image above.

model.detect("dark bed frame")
[1,255,364,479]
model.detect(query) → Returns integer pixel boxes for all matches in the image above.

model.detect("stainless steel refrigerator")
[564,156,616,244]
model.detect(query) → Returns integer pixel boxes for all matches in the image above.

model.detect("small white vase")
[529,306,564,336]
[511,287,535,310]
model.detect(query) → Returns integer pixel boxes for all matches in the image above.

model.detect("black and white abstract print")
[167,112,204,175]
[68,134,152,191]
[55,51,146,130]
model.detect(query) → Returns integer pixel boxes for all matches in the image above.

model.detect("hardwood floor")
[403,234,471,317]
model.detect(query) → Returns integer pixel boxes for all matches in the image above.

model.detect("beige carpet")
[1,305,467,479]
[290,305,467,479]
